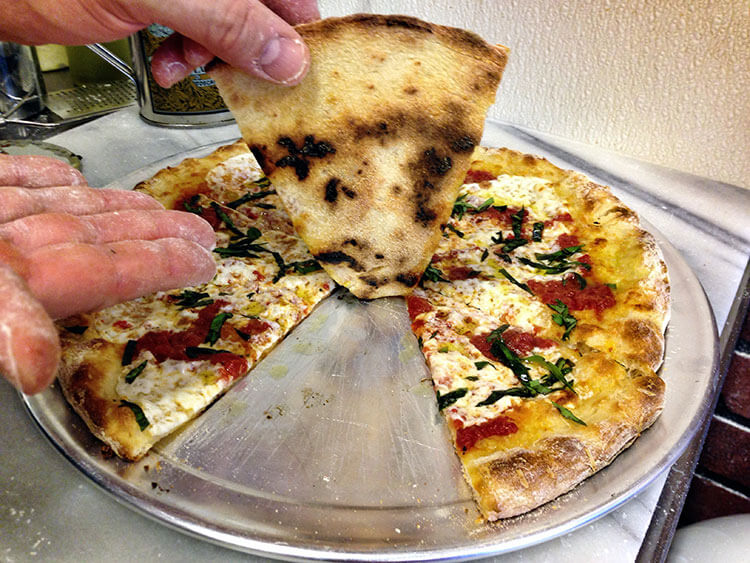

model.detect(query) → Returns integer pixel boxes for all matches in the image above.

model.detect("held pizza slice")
[57,146,334,460]
[211,14,509,299]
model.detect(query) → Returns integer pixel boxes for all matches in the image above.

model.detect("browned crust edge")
[470,373,665,520]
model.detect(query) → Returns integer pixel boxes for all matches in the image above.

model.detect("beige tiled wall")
[324,1,750,189]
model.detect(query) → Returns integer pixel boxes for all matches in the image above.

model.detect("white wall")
[321,1,750,189]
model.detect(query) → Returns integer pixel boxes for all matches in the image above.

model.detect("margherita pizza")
[56,142,669,521]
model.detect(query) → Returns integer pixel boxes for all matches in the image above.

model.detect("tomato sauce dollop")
[469,328,555,359]
[406,295,433,321]
[455,416,518,452]
[464,169,496,183]
[135,300,248,381]
[528,277,615,314]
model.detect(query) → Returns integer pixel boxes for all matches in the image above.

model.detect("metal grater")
[44,79,136,121]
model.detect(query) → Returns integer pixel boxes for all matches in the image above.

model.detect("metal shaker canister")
[90,24,234,127]
[0,42,45,122]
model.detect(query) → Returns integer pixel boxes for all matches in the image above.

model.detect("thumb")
[0,262,60,395]
[142,0,310,87]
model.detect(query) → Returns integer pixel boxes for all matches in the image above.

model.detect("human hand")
[0,0,320,87]
[0,155,217,394]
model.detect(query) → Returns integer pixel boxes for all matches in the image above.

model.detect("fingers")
[0,264,60,395]
[26,239,217,320]
[0,209,216,252]
[259,0,320,24]
[0,186,163,223]
[0,154,87,188]
[146,0,311,87]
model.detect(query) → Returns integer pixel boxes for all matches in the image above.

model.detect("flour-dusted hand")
[0,156,217,394]
[0,0,320,87]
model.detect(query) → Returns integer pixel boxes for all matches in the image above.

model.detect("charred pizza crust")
[211,14,509,298]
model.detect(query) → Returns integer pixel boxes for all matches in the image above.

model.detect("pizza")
[56,142,669,522]
[56,142,335,460]
[211,14,509,299]
[406,146,669,519]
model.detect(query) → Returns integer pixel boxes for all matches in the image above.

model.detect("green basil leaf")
[551,401,587,425]
[205,312,233,345]
[124,360,148,384]
[119,400,150,431]
[437,388,468,410]
[121,339,138,366]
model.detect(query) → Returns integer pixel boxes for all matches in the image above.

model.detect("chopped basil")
[438,345,450,353]
[486,327,532,385]
[474,360,495,370]
[500,237,529,253]
[119,400,150,431]
[465,375,479,381]
[437,388,468,410]
[226,189,276,209]
[551,401,587,425]
[532,222,545,242]
[548,299,577,340]
[475,387,533,406]
[246,176,272,189]
[121,339,138,366]
[205,312,233,345]
[287,259,323,275]
[480,248,489,261]
[269,251,287,283]
[210,202,245,236]
[518,257,576,275]
[451,194,498,220]
[510,208,525,239]
[235,328,251,341]
[475,197,495,213]
[182,195,203,215]
[499,268,533,294]
[525,355,576,393]
[422,264,448,283]
[445,223,465,238]
[535,245,587,264]
[213,226,266,259]
[451,194,472,220]
[605,282,618,290]
[571,272,587,289]
[175,290,214,309]
[185,346,233,358]
[124,360,148,384]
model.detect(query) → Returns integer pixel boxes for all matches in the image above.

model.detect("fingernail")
[157,60,190,88]
[257,36,309,85]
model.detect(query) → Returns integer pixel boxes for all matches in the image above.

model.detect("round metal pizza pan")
[23,141,719,561]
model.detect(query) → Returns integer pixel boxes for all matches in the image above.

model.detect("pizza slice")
[211,14,509,299]
[407,146,670,519]
[57,144,334,460]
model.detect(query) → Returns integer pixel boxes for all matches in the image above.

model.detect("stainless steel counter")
[3,107,749,561]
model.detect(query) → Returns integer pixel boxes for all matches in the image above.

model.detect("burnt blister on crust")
[323,177,356,204]
[275,135,336,180]
[314,250,362,271]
